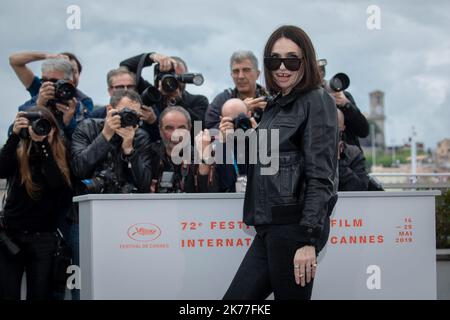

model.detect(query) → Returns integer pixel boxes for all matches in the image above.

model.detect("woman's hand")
[12,112,29,135]
[293,245,317,287]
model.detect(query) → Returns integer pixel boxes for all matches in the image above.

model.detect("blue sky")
[1,0,449,148]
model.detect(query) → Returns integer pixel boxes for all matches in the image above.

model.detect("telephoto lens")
[329,73,350,92]
[54,80,76,101]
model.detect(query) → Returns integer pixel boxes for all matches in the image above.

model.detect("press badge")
[235,175,247,193]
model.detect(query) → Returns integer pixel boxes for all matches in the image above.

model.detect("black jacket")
[338,143,369,191]
[0,134,71,231]
[71,118,153,193]
[243,87,339,247]
[338,91,369,149]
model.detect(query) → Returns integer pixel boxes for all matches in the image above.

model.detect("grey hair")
[159,106,192,129]
[41,58,73,81]
[109,89,142,108]
[171,56,188,71]
[230,50,259,71]
[107,67,136,88]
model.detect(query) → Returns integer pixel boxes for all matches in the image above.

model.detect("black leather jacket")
[243,87,339,247]
[71,118,153,193]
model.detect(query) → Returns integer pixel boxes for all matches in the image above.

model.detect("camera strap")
[135,54,149,91]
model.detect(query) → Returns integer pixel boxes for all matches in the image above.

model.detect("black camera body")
[46,80,77,109]
[233,113,252,131]
[114,108,140,128]
[154,64,204,93]
[81,168,135,194]
[140,85,162,106]
[19,111,52,139]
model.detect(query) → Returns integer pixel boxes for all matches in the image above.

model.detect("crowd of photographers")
[0,49,375,300]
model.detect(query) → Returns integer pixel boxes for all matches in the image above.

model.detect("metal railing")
[369,173,450,189]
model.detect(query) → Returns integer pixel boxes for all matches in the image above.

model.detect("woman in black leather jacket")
[224,25,339,300]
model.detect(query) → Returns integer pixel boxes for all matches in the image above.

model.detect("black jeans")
[0,231,57,300]
[224,219,330,300]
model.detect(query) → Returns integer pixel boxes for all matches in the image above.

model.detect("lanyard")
[231,153,240,176]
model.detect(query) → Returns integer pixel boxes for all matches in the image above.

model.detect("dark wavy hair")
[263,25,321,95]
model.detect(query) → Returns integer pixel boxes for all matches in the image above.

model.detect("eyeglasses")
[264,57,302,71]
[110,85,136,91]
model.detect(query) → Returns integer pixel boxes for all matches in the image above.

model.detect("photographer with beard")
[149,106,217,193]
[71,89,152,194]
[0,107,72,300]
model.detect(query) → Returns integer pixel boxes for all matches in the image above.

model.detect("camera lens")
[162,75,179,92]
[233,113,252,131]
[192,74,204,86]
[32,118,52,136]
[54,80,76,101]
[119,108,139,127]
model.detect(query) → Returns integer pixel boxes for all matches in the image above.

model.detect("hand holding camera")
[116,125,137,155]
[37,80,77,110]
[102,108,122,141]
[149,53,178,72]
[36,81,56,107]
[55,98,77,126]
[13,111,52,141]
[12,112,30,136]
[219,113,256,142]
[140,105,157,125]
[333,91,350,107]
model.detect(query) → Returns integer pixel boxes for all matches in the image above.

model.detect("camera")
[81,168,135,194]
[19,111,52,139]
[154,64,204,93]
[114,108,140,127]
[47,80,77,109]
[233,113,252,131]
[158,171,176,193]
[327,73,350,92]
[140,84,162,106]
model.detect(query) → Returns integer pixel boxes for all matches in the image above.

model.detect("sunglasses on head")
[264,57,302,71]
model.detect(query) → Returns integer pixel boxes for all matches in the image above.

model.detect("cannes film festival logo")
[127,223,162,242]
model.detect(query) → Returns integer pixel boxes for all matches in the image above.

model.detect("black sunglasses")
[264,57,302,71]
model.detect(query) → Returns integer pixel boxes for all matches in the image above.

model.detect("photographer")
[149,106,217,193]
[71,89,152,193]
[0,107,72,300]
[120,52,209,132]
[215,98,257,192]
[337,109,369,191]
[205,50,268,129]
[10,52,93,126]
[12,58,90,141]
[318,59,369,150]
[90,67,160,142]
